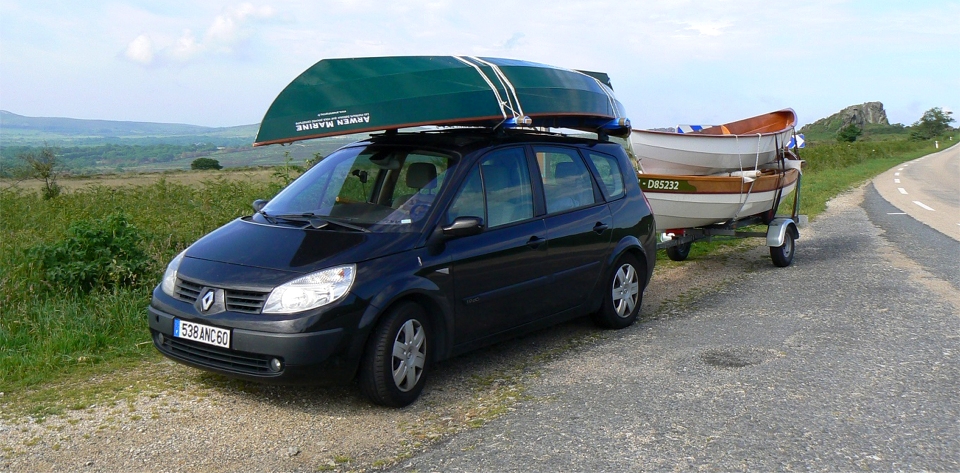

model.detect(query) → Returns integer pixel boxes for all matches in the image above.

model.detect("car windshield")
[257,143,455,232]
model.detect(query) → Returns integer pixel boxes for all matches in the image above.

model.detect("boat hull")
[639,168,799,232]
[255,56,629,146]
[630,109,796,175]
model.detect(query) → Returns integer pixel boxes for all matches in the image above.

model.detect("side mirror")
[252,199,268,213]
[441,217,483,238]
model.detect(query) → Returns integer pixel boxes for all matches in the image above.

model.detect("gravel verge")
[2,233,768,472]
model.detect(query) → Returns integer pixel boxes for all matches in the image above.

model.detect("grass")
[0,176,284,393]
[0,133,954,399]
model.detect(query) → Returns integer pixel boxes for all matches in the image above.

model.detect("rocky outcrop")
[801,102,889,133]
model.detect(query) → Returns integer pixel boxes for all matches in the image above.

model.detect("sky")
[1,0,957,131]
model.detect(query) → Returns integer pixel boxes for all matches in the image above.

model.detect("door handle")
[526,235,545,249]
[593,222,610,234]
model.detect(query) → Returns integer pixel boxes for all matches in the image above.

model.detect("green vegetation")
[191,157,223,170]
[910,107,955,140]
[28,212,152,292]
[0,111,369,175]
[0,121,955,397]
[836,123,862,142]
[0,177,283,392]
[800,107,954,144]
[16,146,63,199]
[795,134,952,217]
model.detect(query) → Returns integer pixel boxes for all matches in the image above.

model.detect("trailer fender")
[766,218,799,247]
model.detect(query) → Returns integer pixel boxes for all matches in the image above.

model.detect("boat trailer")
[655,174,805,268]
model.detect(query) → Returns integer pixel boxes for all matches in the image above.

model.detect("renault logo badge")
[201,290,215,312]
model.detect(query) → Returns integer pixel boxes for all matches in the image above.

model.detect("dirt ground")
[0,240,766,473]
[0,167,775,472]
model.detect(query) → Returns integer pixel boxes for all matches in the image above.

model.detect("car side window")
[480,147,534,227]
[448,147,534,228]
[585,150,625,200]
[534,146,597,214]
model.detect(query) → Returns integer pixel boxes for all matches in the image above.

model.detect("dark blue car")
[149,129,656,406]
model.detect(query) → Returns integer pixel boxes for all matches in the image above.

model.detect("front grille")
[226,290,269,314]
[175,278,269,314]
[160,336,277,376]
[175,278,203,302]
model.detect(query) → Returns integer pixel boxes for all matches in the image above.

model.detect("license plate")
[173,319,231,348]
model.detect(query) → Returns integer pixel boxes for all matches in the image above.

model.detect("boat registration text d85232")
[642,179,681,191]
[174,319,230,348]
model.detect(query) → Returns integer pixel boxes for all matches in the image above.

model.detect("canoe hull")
[630,109,797,175]
[255,56,629,146]
[639,168,799,232]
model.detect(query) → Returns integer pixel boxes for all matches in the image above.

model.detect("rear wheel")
[359,302,430,407]
[666,242,692,261]
[592,254,644,329]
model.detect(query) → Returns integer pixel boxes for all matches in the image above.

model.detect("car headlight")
[262,264,356,314]
[161,250,186,297]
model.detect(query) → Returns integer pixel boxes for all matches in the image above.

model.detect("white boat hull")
[630,109,797,176]
[639,170,799,232]
[632,131,790,175]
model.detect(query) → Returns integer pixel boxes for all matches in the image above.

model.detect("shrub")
[909,107,954,140]
[191,157,223,170]
[836,124,862,142]
[28,212,152,292]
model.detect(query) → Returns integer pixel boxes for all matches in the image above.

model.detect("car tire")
[359,302,430,407]
[770,229,795,267]
[666,242,692,261]
[592,253,644,329]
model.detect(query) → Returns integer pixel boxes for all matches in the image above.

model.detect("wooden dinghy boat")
[639,166,800,233]
[254,56,631,146]
[630,109,797,175]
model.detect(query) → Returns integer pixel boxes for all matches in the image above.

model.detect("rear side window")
[586,150,625,200]
[534,146,597,214]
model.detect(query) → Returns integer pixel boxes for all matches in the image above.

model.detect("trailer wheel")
[770,230,795,267]
[666,242,692,261]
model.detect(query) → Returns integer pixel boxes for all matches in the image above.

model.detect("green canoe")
[254,56,630,146]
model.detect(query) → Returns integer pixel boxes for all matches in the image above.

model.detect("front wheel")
[592,254,644,329]
[770,230,795,267]
[359,302,430,407]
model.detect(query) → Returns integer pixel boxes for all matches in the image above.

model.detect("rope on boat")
[453,56,511,120]
[732,133,763,220]
[468,56,525,117]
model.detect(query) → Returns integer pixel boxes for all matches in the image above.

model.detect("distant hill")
[0,110,259,146]
[0,111,370,174]
[799,102,907,142]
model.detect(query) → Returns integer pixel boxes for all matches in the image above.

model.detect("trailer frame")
[655,172,805,267]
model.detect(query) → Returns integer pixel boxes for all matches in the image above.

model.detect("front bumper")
[148,305,358,385]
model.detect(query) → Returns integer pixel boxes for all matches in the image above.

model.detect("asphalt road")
[389,164,960,471]
[873,142,959,241]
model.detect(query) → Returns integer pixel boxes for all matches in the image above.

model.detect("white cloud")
[169,30,202,61]
[124,34,154,65]
[205,3,275,53]
[122,2,275,66]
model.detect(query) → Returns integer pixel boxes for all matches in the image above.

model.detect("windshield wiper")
[269,212,369,232]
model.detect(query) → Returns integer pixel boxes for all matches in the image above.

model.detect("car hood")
[184,218,419,274]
